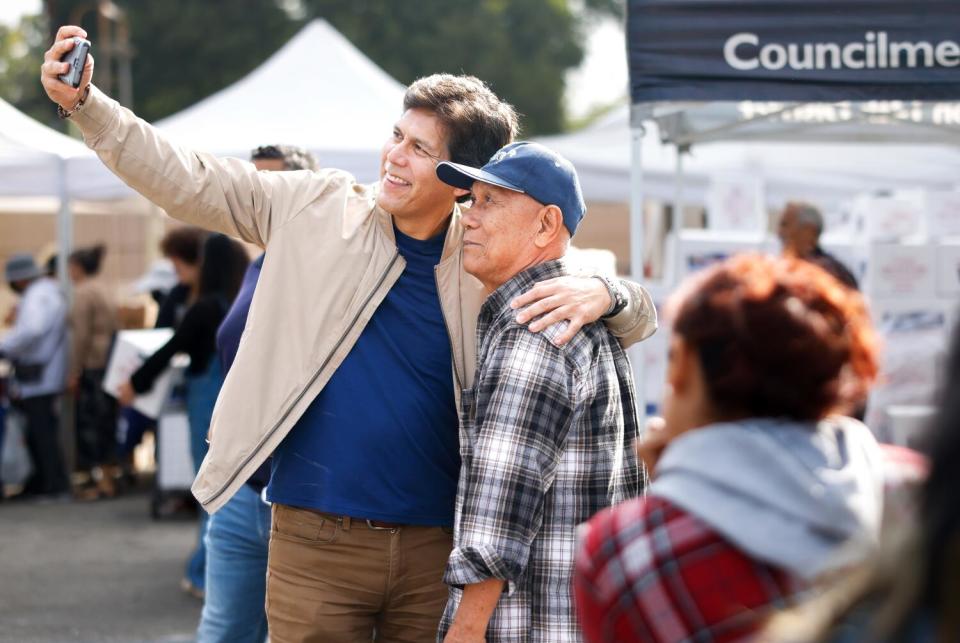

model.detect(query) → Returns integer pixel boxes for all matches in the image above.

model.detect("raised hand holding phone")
[40,25,95,112]
[59,37,90,88]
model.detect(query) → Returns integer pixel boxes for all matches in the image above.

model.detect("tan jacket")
[72,86,657,513]
[69,278,117,375]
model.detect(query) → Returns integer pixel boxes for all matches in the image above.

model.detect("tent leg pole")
[57,157,76,477]
[629,125,647,429]
[674,150,685,228]
[672,149,686,285]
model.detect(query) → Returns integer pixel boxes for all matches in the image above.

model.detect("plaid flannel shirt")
[574,445,929,643]
[575,495,803,643]
[439,259,644,643]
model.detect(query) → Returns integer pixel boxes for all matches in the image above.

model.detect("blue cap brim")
[436,161,525,194]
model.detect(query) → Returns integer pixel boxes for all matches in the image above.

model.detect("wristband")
[595,275,627,319]
[57,84,90,120]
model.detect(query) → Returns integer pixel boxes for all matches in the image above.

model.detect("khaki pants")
[266,504,453,643]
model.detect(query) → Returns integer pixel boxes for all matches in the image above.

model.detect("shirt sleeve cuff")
[70,84,119,146]
[444,544,522,597]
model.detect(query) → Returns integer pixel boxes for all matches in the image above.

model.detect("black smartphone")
[59,37,91,89]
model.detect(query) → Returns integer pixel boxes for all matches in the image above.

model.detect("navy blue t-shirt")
[267,226,459,526]
[216,253,270,491]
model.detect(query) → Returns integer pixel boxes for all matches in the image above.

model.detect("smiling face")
[378,108,467,237]
[461,181,564,292]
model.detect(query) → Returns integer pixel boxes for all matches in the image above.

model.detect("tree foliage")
[1,0,614,135]
[46,0,298,122]
[0,15,58,128]
[300,0,586,134]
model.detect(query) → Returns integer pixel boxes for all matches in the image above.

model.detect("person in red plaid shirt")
[575,254,890,643]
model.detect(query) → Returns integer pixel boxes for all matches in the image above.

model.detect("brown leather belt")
[302,509,406,531]
[363,519,404,530]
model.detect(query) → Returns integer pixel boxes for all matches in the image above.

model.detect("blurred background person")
[0,253,69,500]
[118,233,249,599]
[156,227,209,329]
[115,227,207,484]
[763,318,960,643]
[778,201,859,290]
[67,244,120,501]
[133,258,179,312]
[196,143,317,643]
[575,254,886,643]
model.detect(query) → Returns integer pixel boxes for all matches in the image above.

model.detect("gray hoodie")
[650,416,885,582]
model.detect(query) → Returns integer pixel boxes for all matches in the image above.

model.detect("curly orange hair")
[668,254,879,420]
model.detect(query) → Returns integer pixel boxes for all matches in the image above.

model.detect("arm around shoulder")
[604,279,658,348]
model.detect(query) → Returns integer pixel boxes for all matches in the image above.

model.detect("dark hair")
[669,254,879,420]
[69,243,106,276]
[251,144,319,171]
[918,317,960,616]
[403,74,519,201]
[197,234,249,304]
[160,227,207,265]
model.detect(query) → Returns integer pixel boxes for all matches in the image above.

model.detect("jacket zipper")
[203,251,402,506]
[435,265,465,392]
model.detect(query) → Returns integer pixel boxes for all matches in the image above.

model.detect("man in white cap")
[1,253,69,498]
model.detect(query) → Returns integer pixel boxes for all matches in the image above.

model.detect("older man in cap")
[778,201,858,290]
[434,142,648,642]
[0,253,69,498]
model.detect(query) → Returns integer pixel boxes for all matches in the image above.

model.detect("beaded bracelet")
[57,84,91,120]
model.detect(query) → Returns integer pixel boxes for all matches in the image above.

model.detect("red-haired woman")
[574,254,890,643]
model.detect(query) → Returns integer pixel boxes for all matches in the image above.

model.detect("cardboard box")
[925,191,960,238]
[102,328,186,419]
[935,241,960,297]
[869,297,954,340]
[864,243,936,298]
[864,300,949,441]
[156,410,197,491]
[674,230,773,281]
[705,174,765,233]
[852,192,925,241]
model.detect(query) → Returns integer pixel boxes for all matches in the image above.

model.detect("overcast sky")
[0,0,41,27]
[566,16,629,119]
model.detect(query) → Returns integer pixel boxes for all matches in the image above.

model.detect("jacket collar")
[370,188,464,263]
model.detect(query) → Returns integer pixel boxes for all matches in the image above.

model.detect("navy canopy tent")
[625,0,960,412]
[628,0,960,103]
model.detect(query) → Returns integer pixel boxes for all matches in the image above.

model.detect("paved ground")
[0,489,204,642]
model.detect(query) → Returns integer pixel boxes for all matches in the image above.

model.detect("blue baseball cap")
[436,141,586,236]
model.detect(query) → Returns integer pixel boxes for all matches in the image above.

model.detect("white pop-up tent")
[155,19,406,182]
[0,98,89,197]
[0,98,133,200]
[0,98,132,290]
[539,105,960,209]
[622,0,960,417]
[627,0,960,279]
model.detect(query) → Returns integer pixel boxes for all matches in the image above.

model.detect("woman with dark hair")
[115,227,207,476]
[574,254,888,643]
[118,233,248,599]
[67,243,119,499]
[156,226,208,328]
